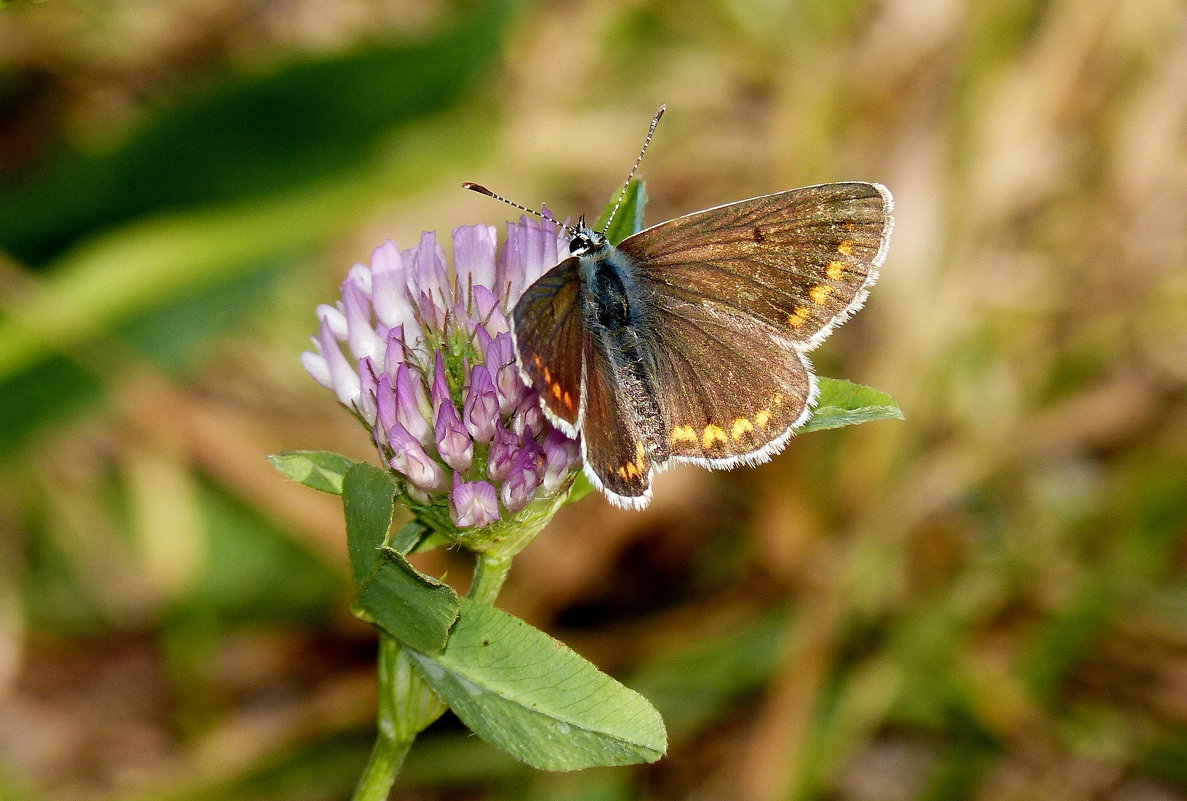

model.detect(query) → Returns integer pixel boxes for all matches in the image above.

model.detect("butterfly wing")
[640,299,815,466]
[623,182,892,349]
[511,256,585,434]
[619,182,893,465]
[579,332,654,508]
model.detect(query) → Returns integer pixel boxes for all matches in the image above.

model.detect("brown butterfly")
[473,109,894,508]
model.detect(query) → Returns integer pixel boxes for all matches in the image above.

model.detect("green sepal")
[566,470,596,505]
[267,449,355,494]
[408,597,667,771]
[595,179,647,244]
[800,378,903,433]
[389,520,431,555]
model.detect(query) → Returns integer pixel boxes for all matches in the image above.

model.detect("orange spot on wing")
[837,239,855,256]
[826,260,845,280]
[702,424,728,450]
[787,307,810,327]
[810,284,833,304]
[731,417,754,441]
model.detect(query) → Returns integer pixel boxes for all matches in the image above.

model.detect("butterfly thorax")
[575,234,645,348]
[574,227,670,462]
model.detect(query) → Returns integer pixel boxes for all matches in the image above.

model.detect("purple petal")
[300,346,332,389]
[430,351,452,411]
[416,289,446,333]
[342,273,384,362]
[541,428,580,492]
[316,303,348,340]
[449,473,500,529]
[409,231,449,300]
[393,363,432,443]
[369,240,412,329]
[499,215,566,303]
[511,398,545,437]
[474,325,494,364]
[389,422,446,492]
[500,446,543,512]
[488,331,524,414]
[356,358,379,427]
[434,398,473,472]
[383,325,407,378]
[486,331,516,368]
[471,284,509,335]
[452,225,498,297]
[315,317,361,406]
[462,364,500,443]
[375,372,397,447]
[487,424,519,482]
[452,296,479,338]
[497,365,528,416]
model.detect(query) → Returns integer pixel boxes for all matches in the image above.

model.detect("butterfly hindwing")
[511,256,585,432]
[619,182,892,350]
[642,297,815,465]
[580,333,653,506]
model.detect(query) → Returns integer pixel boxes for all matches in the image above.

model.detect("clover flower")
[302,215,582,542]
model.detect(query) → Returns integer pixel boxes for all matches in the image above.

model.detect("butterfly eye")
[568,238,585,254]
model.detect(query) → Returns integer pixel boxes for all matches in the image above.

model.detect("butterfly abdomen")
[581,246,670,462]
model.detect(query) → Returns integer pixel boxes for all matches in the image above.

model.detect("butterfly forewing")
[619,182,892,349]
[511,256,585,431]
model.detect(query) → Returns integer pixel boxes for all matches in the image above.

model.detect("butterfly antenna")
[600,104,666,234]
[462,182,563,227]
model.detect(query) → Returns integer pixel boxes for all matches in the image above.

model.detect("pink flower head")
[303,217,582,532]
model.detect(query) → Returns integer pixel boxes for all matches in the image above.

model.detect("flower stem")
[469,552,513,605]
[351,729,411,801]
[352,632,445,800]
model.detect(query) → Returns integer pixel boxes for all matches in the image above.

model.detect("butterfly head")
[567,217,607,256]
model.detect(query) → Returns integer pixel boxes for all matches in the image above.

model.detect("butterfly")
[470,109,894,509]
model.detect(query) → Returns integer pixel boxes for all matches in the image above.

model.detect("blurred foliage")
[1,1,1186,800]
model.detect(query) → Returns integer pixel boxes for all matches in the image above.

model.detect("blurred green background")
[1,0,1185,799]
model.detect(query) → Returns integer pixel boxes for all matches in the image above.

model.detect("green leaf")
[267,450,355,494]
[342,463,460,653]
[595,179,647,244]
[342,463,397,586]
[799,377,903,434]
[355,549,460,655]
[409,598,667,771]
